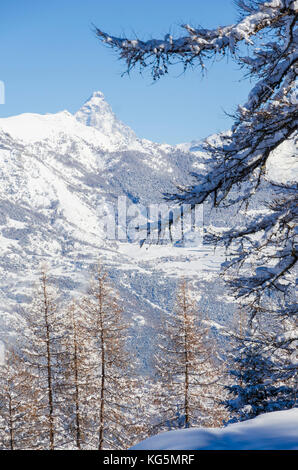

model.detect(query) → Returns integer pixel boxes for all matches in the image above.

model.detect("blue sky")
[0,0,253,144]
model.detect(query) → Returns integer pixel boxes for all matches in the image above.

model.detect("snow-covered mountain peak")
[74,90,136,146]
[0,92,138,150]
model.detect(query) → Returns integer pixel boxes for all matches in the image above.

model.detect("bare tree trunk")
[79,261,134,449]
[98,275,105,451]
[42,272,55,451]
[8,395,14,450]
[72,317,81,450]
[183,290,190,428]
[98,333,105,450]
[154,280,227,430]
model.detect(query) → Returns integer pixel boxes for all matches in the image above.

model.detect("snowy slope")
[0,110,112,149]
[132,408,298,450]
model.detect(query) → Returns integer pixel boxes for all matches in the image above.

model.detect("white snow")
[0,89,293,371]
[0,110,114,149]
[266,138,298,184]
[132,408,298,450]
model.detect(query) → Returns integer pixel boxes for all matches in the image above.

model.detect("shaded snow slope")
[132,409,298,450]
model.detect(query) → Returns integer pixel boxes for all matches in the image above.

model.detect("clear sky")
[0,0,253,144]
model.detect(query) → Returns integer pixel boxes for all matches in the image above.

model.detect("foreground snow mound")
[132,409,298,450]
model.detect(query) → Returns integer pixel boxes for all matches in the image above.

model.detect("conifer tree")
[63,300,105,449]
[78,262,139,449]
[153,280,226,430]
[64,302,86,449]
[0,348,38,449]
[23,268,68,449]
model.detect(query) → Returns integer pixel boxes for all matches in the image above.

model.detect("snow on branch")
[163,2,297,207]
[95,0,296,79]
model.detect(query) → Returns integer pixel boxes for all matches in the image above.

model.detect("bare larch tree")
[153,280,226,430]
[78,262,139,449]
